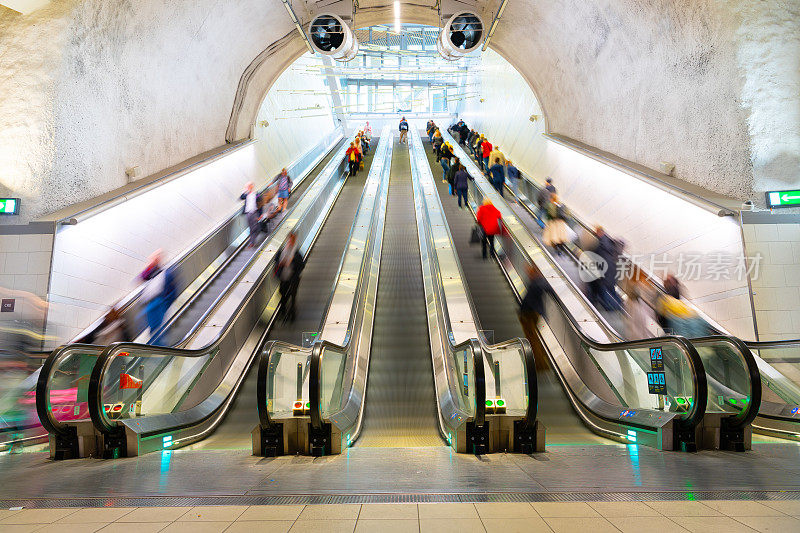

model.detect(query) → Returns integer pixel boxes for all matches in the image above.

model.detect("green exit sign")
[766,190,800,209]
[0,198,19,215]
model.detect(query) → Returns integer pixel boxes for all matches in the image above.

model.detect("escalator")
[192,137,382,450]
[356,137,441,447]
[497,161,800,443]
[3,131,344,454]
[36,130,359,458]
[439,129,718,451]
[463,140,772,447]
[422,136,601,445]
[255,131,537,456]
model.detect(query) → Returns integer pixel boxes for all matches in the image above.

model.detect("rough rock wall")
[461,49,755,339]
[0,2,72,219]
[491,0,756,199]
[732,1,800,194]
[1,0,798,224]
[0,0,294,223]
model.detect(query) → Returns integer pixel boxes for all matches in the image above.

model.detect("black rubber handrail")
[40,149,350,441]
[450,131,707,434]
[503,166,761,431]
[259,133,394,435]
[691,335,762,430]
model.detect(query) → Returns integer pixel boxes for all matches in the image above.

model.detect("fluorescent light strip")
[394,0,401,33]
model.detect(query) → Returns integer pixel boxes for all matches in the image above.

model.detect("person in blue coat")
[487,158,505,196]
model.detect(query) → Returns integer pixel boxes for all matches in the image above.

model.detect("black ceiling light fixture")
[437,12,485,60]
[309,13,359,61]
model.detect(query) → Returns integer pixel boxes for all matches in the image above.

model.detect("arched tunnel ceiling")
[0,0,797,221]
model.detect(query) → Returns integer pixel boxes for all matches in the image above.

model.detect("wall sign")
[0,198,19,215]
[766,190,800,209]
[1,299,14,312]
[647,372,667,395]
[650,347,664,371]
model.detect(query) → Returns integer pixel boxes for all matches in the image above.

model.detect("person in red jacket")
[481,139,493,171]
[346,142,359,177]
[476,198,502,259]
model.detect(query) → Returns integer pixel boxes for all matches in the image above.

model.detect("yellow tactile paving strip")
[1,500,800,532]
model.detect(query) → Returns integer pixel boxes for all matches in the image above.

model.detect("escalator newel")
[51,426,80,461]
[674,427,697,453]
[513,419,539,454]
[308,423,332,457]
[720,420,746,452]
[257,423,284,457]
[466,421,489,455]
[101,426,127,459]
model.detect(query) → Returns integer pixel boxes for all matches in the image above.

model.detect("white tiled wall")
[0,233,54,297]
[459,48,755,340]
[743,221,800,340]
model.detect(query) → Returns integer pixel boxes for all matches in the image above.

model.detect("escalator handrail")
[35,343,103,437]
[78,149,351,437]
[690,334,762,430]
[64,134,340,349]
[258,131,393,435]
[412,133,528,431]
[504,163,762,430]
[37,133,347,439]
[448,132,707,432]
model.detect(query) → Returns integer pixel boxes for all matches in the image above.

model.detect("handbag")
[470,226,483,245]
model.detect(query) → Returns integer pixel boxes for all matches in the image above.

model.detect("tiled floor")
[1,501,799,532]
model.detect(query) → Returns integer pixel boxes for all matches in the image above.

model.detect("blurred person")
[625,277,654,340]
[518,264,551,372]
[275,232,304,322]
[476,198,502,259]
[440,142,453,182]
[657,274,683,330]
[506,160,520,200]
[471,132,482,158]
[139,251,178,340]
[595,227,624,311]
[399,116,409,144]
[459,121,470,145]
[364,121,372,142]
[276,167,293,213]
[240,181,261,248]
[446,156,460,196]
[658,285,707,338]
[536,178,556,223]
[542,194,569,255]
[78,306,131,345]
[0,288,48,363]
[427,120,436,144]
[433,129,443,161]
[481,137,493,171]
[346,141,359,177]
[259,188,281,234]
[360,131,369,155]
[489,145,506,167]
[487,157,506,196]
[454,164,470,208]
